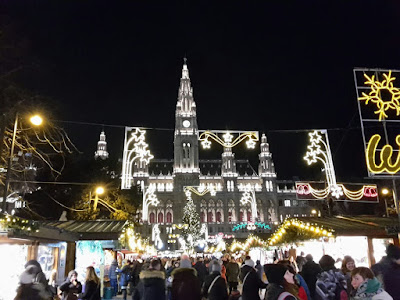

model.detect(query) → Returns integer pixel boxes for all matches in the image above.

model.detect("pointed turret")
[94,131,109,160]
[176,58,196,117]
[173,58,200,176]
[258,133,276,178]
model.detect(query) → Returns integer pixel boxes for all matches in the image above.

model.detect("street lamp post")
[92,186,105,211]
[2,113,43,213]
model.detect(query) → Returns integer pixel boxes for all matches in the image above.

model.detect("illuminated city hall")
[120,61,312,247]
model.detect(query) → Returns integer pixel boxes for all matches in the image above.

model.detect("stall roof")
[293,216,399,237]
[41,220,128,240]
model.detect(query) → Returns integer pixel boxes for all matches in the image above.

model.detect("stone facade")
[127,61,313,248]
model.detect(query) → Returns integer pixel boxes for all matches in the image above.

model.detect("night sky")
[2,1,400,182]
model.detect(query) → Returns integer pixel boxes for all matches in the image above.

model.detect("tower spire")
[94,130,109,160]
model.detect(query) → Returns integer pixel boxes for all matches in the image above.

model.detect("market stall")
[268,216,399,267]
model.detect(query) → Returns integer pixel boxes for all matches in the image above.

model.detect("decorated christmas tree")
[182,197,201,249]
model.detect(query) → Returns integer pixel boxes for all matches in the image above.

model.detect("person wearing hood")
[264,264,297,300]
[58,270,82,300]
[133,259,166,300]
[24,260,48,287]
[15,264,52,300]
[350,267,392,300]
[239,258,267,300]
[171,258,201,300]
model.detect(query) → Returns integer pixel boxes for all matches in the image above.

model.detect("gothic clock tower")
[173,59,200,189]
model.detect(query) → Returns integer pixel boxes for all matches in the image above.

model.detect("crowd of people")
[13,243,400,300]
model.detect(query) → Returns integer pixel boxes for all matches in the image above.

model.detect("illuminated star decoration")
[201,138,211,149]
[359,71,400,121]
[304,131,324,165]
[223,132,234,143]
[131,128,154,164]
[199,131,259,149]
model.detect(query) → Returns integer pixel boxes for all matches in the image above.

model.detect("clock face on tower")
[182,120,191,128]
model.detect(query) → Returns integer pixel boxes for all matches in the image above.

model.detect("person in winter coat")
[382,245,400,300]
[226,257,240,294]
[350,267,392,300]
[371,244,398,288]
[119,261,132,300]
[24,260,48,287]
[108,259,119,296]
[315,255,347,300]
[133,259,166,300]
[341,256,356,297]
[277,260,309,300]
[76,266,100,300]
[202,260,228,300]
[239,258,267,300]
[256,260,264,280]
[264,264,297,300]
[14,264,51,300]
[193,257,209,288]
[58,270,82,300]
[171,258,201,300]
[301,254,322,299]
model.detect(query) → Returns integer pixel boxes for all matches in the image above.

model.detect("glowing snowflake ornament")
[359,71,400,121]
[330,184,343,199]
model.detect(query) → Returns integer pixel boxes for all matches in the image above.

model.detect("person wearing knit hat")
[239,257,266,300]
[264,264,297,300]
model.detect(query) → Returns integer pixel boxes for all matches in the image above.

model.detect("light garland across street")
[199,130,259,149]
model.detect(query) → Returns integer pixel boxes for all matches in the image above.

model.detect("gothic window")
[208,200,215,207]
[228,199,235,207]
[208,211,214,223]
[201,211,205,223]
[240,210,244,222]
[201,200,207,207]
[216,211,222,223]
[166,200,173,208]
[158,212,164,223]
[166,212,172,223]
[149,212,155,224]
[247,210,252,222]
[216,200,223,207]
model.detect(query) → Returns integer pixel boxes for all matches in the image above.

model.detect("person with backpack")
[264,264,297,300]
[119,261,132,300]
[350,267,392,300]
[315,255,348,300]
[239,258,267,300]
[202,260,228,300]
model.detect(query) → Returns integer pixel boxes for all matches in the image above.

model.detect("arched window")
[208,211,213,223]
[216,211,222,223]
[158,212,164,223]
[240,211,244,222]
[201,211,205,223]
[247,210,252,222]
[149,212,155,224]
[166,212,172,223]
[228,211,232,223]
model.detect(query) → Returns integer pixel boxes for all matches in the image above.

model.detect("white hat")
[244,259,255,268]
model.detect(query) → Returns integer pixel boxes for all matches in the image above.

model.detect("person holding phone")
[59,270,82,300]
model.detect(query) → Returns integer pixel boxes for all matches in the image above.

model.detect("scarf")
[353,278,384,300]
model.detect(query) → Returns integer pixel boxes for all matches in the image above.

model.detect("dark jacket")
[15,283,49,300]
[202,271,228,300]
[119,265,131,288]
[301,260,322,298]
[240,265,267,300]
[314,269,347,300]
[171,268,201,300]
[133,270,166,300]
[383,261,400,300]
[372,256,392,288]
[265,283,296,300]
[131,261,143,286]
[226,261,240,283]
[59,280,82,300]
[77,280,100,300]
[193,261,208,285]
